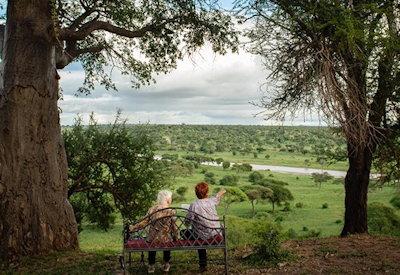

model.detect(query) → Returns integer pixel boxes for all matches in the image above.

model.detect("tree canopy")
[64,113,170,228]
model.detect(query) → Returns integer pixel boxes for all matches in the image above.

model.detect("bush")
[322,203,329,209]
[176,186,188,197]
[226,216,274,249]
[302,226,309,232]
[283,202,291,212]
[204,171,216,185]
[255,211,271,219]
[295,202,304,208]
[219,175,239,186]
[368,202,400,236]
[302,229,321,238]
[390,196,400,209]
[335,219,342,224]
[222,161,230,169]
[286,228,297,239]
[248,171,264,183]
[248,222,288,265]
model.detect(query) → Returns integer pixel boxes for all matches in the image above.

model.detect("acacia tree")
[237,0,400,235]
[65,113,170,231]
[0,0,237,259]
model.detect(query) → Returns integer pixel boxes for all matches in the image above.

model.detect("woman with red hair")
[185,182,226,273]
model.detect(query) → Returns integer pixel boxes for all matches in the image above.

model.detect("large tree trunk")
[340,142,373,236]
[0,0,78,260]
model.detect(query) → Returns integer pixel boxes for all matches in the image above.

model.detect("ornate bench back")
[124,207,226,248]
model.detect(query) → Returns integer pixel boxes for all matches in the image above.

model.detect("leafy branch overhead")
[54,0,239,94]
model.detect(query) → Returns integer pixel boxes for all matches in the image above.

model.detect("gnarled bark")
[341,143,373,236]
[0,0,78,260]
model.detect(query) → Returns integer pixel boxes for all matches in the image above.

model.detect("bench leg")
[224,247,228,275]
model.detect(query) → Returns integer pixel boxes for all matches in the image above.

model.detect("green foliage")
[214,186,247,214]
[176,186,188,197]
[232,163,252,173]
[295,202,304,208]
[322,203,329,209]
[247,221,288,265]
[311,172,334,188]
[64,113,170,230]
[174,186,188,202]
[248,171,264,183]
[390,196,400,209]
[258,178,288,186]
[222,161,230,169]
[219,175,239,186]
[260,183,294,211]
[368,202,400,236]
[204,171,216,185]
[241,185,273,216]
[282,202,291,212]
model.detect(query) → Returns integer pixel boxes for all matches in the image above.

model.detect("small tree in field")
[311,172,334,189]
[241,185,273,217]
[214,187,248,214]
[249,171,264,183]
[65,113,170,229]
[262,184,294,212]
[219,175,239,186]
[222,161,231,170]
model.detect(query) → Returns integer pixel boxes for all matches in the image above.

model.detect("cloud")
[58,44,322,126]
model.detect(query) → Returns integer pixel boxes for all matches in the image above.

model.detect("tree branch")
[60,16,181,41]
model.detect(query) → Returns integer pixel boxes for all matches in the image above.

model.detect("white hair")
[157,190,172,205]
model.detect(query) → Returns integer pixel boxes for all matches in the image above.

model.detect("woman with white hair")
[129,190,177,273]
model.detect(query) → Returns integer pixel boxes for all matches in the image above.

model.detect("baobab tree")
[237,0,400,235]
[0,0,237,260]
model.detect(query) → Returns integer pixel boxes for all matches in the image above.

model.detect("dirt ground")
[239,234,400,274]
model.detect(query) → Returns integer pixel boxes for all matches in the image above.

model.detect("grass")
[76,165,397,255]
[2,157,397,274]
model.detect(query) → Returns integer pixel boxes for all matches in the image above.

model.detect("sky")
[59,45,323,126]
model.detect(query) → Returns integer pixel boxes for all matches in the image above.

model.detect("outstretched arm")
[216,189,226,200]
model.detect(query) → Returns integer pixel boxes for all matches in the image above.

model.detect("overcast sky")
[59,45,324,126]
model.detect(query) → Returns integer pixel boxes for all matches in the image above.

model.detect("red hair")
[195,182,209,199]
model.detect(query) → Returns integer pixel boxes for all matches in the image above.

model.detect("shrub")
[302,226,309,232]
[249,171,264,183]
[219,175,239,186]
[295,202,304,208]
[303,229,321,238]
[222,161,230,170]
[368,202,400,236]
[286,228,297,239]
[258,178,288,186]
[204,171,216,185]
[335,219,342,224]
[283,202,291,212]
[264,154,270,159]
[255,211,271,219]
[390,196,400,210]
[247,222,288,265]
[176,186,188,197]
[322,203,329,209]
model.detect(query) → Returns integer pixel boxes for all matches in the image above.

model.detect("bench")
[120,207,228,274]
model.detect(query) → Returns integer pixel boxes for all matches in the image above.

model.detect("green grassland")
[79,165,397,255]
